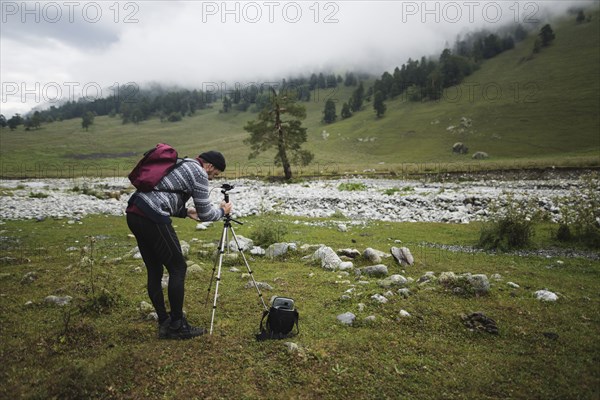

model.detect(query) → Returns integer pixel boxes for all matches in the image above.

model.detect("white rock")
[187,264,203,273]
[139,301,154,313]
[364,247,387,263]
[266,243,290,258]
[180,241,190,258]
[390,246,414,266]
[229,235,254,252]
[284,342,300,353]
[337,312,356,325]
[399,310,411,318]
[312,246,343,270]
[338,261,354,271]
[44,295,72,306]
[371,294,388,304]
[535,290,558,301]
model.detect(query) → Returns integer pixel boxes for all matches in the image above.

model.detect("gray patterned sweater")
[127,158,224,224]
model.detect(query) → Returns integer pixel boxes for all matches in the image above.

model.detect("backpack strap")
[294,310,300,335]
[255,310,271,341]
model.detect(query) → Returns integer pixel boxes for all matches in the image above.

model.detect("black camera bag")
[256,298,299,341]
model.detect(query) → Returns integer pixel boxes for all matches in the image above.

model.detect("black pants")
[126,213,187,323]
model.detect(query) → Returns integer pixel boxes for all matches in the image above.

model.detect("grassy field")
[0,214,599,399]
[1,11,599,179]
[0,9,599,399]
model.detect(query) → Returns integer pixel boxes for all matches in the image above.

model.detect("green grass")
[337,182,367,191]
[1,10,599,179]
[0,214,599,399]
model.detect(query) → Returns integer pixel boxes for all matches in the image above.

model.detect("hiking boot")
[166,317,206,340]
[158,317,171,339]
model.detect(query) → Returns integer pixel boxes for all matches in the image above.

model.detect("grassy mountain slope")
[1,10,598,178]
[302,11,600,168]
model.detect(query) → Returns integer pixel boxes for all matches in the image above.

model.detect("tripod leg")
[229,226,268,311]
[205,224,226,304]
[209,225,228,335]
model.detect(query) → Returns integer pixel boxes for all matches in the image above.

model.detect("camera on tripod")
[221,183,234,192]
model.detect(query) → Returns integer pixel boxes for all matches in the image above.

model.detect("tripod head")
[219,183,242,226]
[220,183,234,203]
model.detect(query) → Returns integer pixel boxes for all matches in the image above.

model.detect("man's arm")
[187,164,230,221]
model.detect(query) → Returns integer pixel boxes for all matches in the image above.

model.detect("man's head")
[198,151,226,180]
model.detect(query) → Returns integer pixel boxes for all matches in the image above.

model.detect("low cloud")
[0,0,595,116]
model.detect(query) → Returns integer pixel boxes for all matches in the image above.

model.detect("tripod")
[205,184,268,335]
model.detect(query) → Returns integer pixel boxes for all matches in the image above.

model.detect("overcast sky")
[0,0,594,117]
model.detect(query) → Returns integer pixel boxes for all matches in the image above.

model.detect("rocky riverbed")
[0,174,591,223]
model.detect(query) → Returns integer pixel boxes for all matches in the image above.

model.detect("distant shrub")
[338,182,367,191]
[251,217,288,247]
[77,238,120,315]
[478,193,541,251]
[383,186,413,196]
[331,209,347,219]
[556,173,600,249]
[29,192,49,198]
[167,112,183,122]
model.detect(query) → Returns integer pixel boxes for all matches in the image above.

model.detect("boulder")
[378,274,408,288]
[45,295,72,306]
[338,261,354,271]
[250,246,266,256]
[21,271,38,284]
[187,264,203,273]
[338,248,361,259]
[452,142,469,154]
[461,312,498,334]
[363,248,387,263]
[356,264,388,277]
[439,272,490,296]
[390,247,414,266]
[139,301,154,313]
[266,243,290,258]
[371,294,388,303]
[313,246,343,271]
[337,312,356,326]
[468,274,490,295]
[229,235,254,252]
[472,151,489,160]
[245,281,273,291]
[180,241,190,258]
[438,271,457,286]
[535,290,558,301]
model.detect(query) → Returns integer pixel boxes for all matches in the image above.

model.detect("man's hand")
[187,207,199,220]
[221,201,233,215]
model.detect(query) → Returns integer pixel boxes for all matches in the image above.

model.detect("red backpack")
[128,143,183,192]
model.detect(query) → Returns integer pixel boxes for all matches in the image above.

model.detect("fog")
[0,0,595,116]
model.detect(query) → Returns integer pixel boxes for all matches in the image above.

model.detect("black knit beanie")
[199,151,226,172]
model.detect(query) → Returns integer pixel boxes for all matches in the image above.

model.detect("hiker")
[126,150,232,339]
